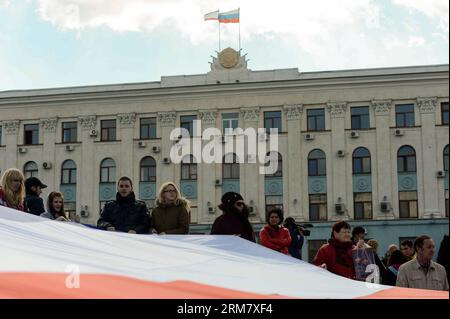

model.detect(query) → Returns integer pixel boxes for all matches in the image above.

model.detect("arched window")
[397,146,416,173]
[444,145,449,172]
[265,152,282,177]
[140,156,156,182]
[181,155,197,180]
[223,153,239,179]
[61,160,77,184]
[352,147,371,174]
[100,158,116,183]
[308,149,326,176]
[23,161,38,178]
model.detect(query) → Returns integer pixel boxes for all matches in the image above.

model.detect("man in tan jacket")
[396,235,449,291]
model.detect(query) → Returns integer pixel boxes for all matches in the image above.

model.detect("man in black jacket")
[24,177,47,216]
[97,176,150,234]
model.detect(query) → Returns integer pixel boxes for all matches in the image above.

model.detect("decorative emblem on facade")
[157,112,177,127]
[78,115,97,130]
[40,118,58,133]
[283,104,303,120]
[357,178,369,192]
[218,48,239,69]
[417,97,437,114]
[209,47,248,71]
[199,110,218,126]
[311,180,325,193]
[371,100,392,116]
[327,102,347,118]
[400,177,415,190]
[2,120,20,135]
[117,113,136,128]
[240,107,260,122]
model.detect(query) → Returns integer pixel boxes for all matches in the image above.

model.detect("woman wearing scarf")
[260,208,292,254]
[313,220,356,279]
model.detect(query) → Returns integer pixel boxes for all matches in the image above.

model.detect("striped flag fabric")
[204,10,219,21]
[0,205,448,299]
[218,8,240,23]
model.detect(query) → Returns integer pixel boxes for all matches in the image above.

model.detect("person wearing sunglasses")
[0,168,25,211]
[151,182,190,235]
[97,176,150,234]
[260,208,292,255]
[210,192,255,242]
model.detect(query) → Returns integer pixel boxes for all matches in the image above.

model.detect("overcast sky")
[0,0,448,91]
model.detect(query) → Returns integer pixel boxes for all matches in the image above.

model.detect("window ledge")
[133,138,162,141]
[56,142,82,145]
[17,144,44,147]
[390,126,421,129]
[94,140,122,143]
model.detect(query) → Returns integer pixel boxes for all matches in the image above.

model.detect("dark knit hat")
[220,192,244,208]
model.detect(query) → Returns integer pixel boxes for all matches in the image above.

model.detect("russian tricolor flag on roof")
[218,8,240,23]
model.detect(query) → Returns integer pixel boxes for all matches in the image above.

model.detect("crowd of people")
[0,167,448,291]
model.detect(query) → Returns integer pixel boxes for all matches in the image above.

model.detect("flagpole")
[219,19,221,52]
[238,8,241,51]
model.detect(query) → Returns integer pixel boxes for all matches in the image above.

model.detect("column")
[78,115,97,224]
[2,120,20,169]
[199,109,218,223]
[117,113,136,179]
[327,102,349,220]
[417,97,440,218]
[240,107,261,221]
[372,100,395,219]
[283,104,304,221]
[40,118,58,191]
[157,111,177,187]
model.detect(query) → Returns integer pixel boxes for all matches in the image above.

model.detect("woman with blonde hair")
[151,182,190,234]
[0,168,25,211]
[40,191,70,221]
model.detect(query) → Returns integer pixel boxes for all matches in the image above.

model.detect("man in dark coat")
[210,192,255,242]
[437,234,449,284]
[24,177,47,216]
[97,177,150,234]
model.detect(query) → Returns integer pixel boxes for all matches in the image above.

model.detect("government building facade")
[1,49,448,261]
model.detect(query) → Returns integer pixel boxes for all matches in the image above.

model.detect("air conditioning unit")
[437,170,446,178]
[394,129,404,136]
[350,131,359,138]
[304,133,314,141]
[335,203,345,214]
[80,210,89,218]
[215,179,222,186]
[208,207,215,214]
[248,206,256,215]
[380,201,391,212]
[163,157,171,164]
[138,141,146,148]
[65,145,75,151]
[337,150,345,157]
[152,146,161,153]
[18,147,27,154]
[89,129,98,137]
[42,161,52,169]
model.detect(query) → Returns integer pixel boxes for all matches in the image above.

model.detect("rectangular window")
[265,195,283,214]
[445,190,449,217]
[399,191,418,218]
[24,124,39,145]
[101,120,116,141]
[307,109,325,131]
[180,115,197,137]
[62,168,77,184]
[309,194,327,221]
[0,125,2,146]
[442,102,449,125]
[353,157,371,174]
[308,240,327,263]
[222,113,239,134]
[395,104,415,128]
[354,193,372,219]
[308,158,326,176]
[100,167,116,183]
[62,121,78,143]
[264,111,282,133]
[351,106,370,130]
[140,117,157,139]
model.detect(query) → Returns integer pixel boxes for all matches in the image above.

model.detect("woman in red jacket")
[313,220,356,279]
[259,208,292,254]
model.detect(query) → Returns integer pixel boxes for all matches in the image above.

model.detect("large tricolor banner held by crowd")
[0,205,447,299]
